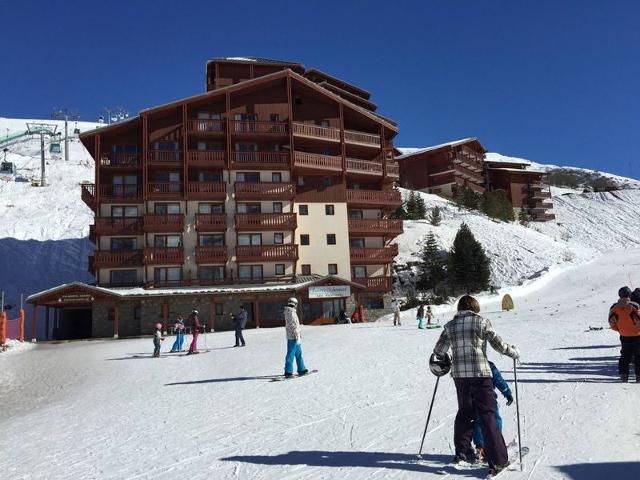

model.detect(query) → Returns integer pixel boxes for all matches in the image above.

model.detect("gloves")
[509,345,520,360]
[505,394,514,406]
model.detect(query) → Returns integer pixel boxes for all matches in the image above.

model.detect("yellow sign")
[501,294,514,311]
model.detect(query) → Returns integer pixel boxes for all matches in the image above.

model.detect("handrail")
[292,122,341,141]
[186,151,226,164]
[344,129,381,146]
[235,213,297,230]
[236,244,299,261]
[230,121,288,134]
[195,213,227,230]
[293,151,342,171]
[346,158,383,175]
[234,182,295,198]
[186,119,225,133]
[148,150,182,162]
[345,189,402,205]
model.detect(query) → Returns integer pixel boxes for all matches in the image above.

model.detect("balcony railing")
[351,276,393,292]
[385,162,400,178]
[187,182,227,200]
[94,217,144,235]
[81,183,96,209]
[230,151,290,169]
[234,182,295,200]
[530,190,551,199]
[235,244,299,262]
[195,213,227,231]
[143,247,184,265]
[346,158,383,176]
[143,214,184,232]
[100,184,143,201]
[293,151,342,172]
[231,121,288,135]
[235,213,297,231]
[350,244,399,264]
[148,150,182,163]
[292,122,341,141]
[147,182,183,198]
[344,129,381,147]
[186,119,225,133]
[195,246,228,264]
[348,219,403,236]
[346,189,402,208]
[186,150,226,167]
[99,152,142,167]
[93,250,143,268]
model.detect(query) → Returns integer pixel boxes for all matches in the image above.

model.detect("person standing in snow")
[152,323,165,358]
[233,306,248,347]
[416,304,426,329]
[391,298,401,326]
[432,295,520,476]
[608,286,640,382]
[426,305,434,326]
[630,287,640,306]
[283,297,308,378]
[187,310,201,355]
[170,315,185,352]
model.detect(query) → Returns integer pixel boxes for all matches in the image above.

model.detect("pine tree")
[429,206,442,226]
[481,190,515,222]
[461,187,480,210]
[415,193,428,219]
[418,232,446,290]
[405,191,419,220]
[448,223,491,293]
[518,209,530,226]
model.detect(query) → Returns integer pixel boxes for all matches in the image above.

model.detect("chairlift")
[0,161,16,176]
[73,121,80,135]
[50,141,61,154]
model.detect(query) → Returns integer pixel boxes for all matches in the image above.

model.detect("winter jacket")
[417,306,425,318]
[391,300,400,313]
[174,319,185,334]
[154,330,163,345]
[234,310,248,329]
[433,310,519,378]
[190,314,201,334]
[609,300,640,337]
[284,306,301,341]
[488,361,512,399]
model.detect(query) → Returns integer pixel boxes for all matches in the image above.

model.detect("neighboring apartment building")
[27,57,402,340]
[396,138,554,221]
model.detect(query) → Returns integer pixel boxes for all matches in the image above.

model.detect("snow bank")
[0,339,34,356]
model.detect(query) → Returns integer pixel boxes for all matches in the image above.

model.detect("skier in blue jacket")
[473,361,513,459]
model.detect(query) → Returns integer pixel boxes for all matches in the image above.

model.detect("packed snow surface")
[2,248,639,479]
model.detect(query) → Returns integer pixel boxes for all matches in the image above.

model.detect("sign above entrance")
[58,293,94,303]
[308,285,351,299]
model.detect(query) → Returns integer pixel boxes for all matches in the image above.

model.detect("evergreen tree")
[415,193,428,219]
[518,209,530,226]
[429,206,442,226]
[405,191,418,220]
[448,223,491,293]
[418,232,446,290]
[481,191,500,218]
[481,190,515,222]
[461,187,480,210]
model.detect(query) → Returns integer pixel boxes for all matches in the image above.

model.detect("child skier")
[426,305,433,326]
[284,297,308,377]
[170,315,185,352]
[472,360,514,460]
[153,323,165,358]
[416,304,425,329]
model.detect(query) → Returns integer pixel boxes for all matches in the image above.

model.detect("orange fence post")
[19,309,25,342]
[358,304,366,323]
[31,304,38,342]
[1,311,6,350]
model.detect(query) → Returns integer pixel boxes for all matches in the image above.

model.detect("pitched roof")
[396,137,483,159]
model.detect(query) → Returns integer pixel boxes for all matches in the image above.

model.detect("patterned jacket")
[433,310,519,378]
[284,306,301,341]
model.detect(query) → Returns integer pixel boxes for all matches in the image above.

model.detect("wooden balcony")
[346,189,402,209]
[94,217,144,235]
[143,214,184,232]
[230,121,288,135]
[348,219,403,236]
[195,213,227,231]
[230,151,290,169]
[143,247,184,265]
[186,119,225,134]
[195,246,229,264]
[100,185,143,202]
[234,182,295,200]
[350,244,399,264]
[352,276,393,292]
[346,158,383,177]
[454,168,485,185]
[235,244,299,262]
[522,183,544,193]
[147,182,183,200]
[385,162,400,179]
[93,250,143,268]
[147,150,182,165]
[187,182,227,200]
[235,213,297,231]
[186,150,226,168]
[292,122,341,142]
[344,129,381,147]
[81,183,96,210]
[293,151,342,173]
[99,152,141,168]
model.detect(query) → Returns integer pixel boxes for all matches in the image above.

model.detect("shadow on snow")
[556,462,640,480]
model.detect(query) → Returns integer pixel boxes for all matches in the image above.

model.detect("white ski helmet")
[192,309,199,315]
[429,353,451,377]
[287,297,298,307]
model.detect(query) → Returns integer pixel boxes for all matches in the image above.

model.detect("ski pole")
[513,357,523,471]
[418,376,440,457]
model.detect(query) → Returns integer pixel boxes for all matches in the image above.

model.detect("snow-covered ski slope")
[1,248,639,480]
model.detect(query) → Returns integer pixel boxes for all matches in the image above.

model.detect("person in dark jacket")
[233,306,248,347]
[187,310,201,355]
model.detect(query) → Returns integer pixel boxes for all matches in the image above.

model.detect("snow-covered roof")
[483,152,530,166]
[488,167,547,174]
[396,138,481,159]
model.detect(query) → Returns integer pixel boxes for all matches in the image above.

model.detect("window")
[154,267,182,285]
[320,120,330,128]
[299,205,308,215]
[199,266,225,282]
[198,203,224,214]
[301,264,311,275]
[112,175,138,196]
[350,238,365,248]
[326,234,336,245]
[112,206,138,217]
[300,234,310,246]
[352,266,367,278]
[197,112,221,120]
[258,301,287,323]
[361,297,385,309]
[154,235,181,247]
[328,264,338,275]
[324,177,333,187]
[153,141,179,151]
[239,265,263,280]
[237,203,261,214]
[235,143,258,152]
[271,144,282,152]
[274,233,284,244]
[110,269,137,286]
[270,114,280,122]
[297,176,305,186]
[199,234,224,246]
[294,96,303,105]
[197,141,224,151]
[215,303,224,315]
[325,205,335,215]
[198,172,222,182]
[275,264,285,276]
[111,238,137,251]
[236,172,260,183]
[154,203,180,214]
[348,210,363,219]
[271,172,282,183]
[238,234,262,246]
[273,202,283,214]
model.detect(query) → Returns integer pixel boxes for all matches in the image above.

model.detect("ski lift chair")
[49,142,61,154]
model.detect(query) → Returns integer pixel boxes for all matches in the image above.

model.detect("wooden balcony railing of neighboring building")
[291,122,341,141]
[93,250,143,268]
[99,152,142,167]
[195,246,229,264]
[452,154,483,173]
[94,217,144,235]
[235,244,299,262]
[143,214,184,232]
[143,247,184,265]
[235,213,297,231]
[234,182,295,200]
[100,185,143,201]
[194,213,227,231]
[385,162,400,178]
[348,219,403,236]
[350,244,399,264]
[454,167,485,185]
[187,181,227,200]
[81,183,96,210]
[147,150,183,163]
[522,183,544,193]
[230,151,290,169]
[351,276,393,292]
[186,150,226,167]
[186,119,225,134]
[293,151,342,172]
[345,189,402,208]
[346,158,383,177]
[147,182,183,199]
[344,129,381,147]
[230,121,288,135]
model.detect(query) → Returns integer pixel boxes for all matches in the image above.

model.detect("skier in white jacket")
[283,297,309,377]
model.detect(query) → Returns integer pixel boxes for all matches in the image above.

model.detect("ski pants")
[417,316,425,328]
[153,338,161,357]
[235,328,246,346]
[472,405,503,448]
[189,331,199,353]
[393,311,401,325]
[453,377,508,467]
[171,333,184,352]
[284,339,306,374]
[619,336,640,377]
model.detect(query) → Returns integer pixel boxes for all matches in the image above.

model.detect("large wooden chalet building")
[27,57,403,340]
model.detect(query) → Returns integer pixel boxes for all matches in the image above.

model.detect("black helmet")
[429,353,451,377]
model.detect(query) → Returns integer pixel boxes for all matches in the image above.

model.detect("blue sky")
[1,0,638,177]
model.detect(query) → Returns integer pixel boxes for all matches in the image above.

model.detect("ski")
[487,446,530,478]
[270,369,318,382]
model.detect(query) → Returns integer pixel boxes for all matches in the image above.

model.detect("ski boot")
[489,462,510,476]
[621,374,629,383]
[298,369,309,376]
